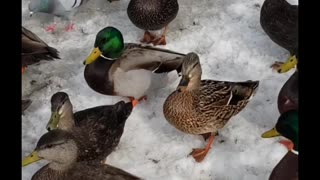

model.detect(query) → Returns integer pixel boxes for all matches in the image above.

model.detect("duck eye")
[101,38,108,44]
[192,62,199,69]
[46,144,53,148]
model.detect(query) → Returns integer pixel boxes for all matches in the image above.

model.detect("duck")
[22,26,60,112]
[22,26,60,73]
[278,70,298,114]
[261,109,298,180]
[268,70,298,150]
[28,0,87,32]
[46,91,133,163]
[22,129,141,180]
[127,0,179,45]
[260,0,298,73]
[163,53,259,162]
[83,26,186,107]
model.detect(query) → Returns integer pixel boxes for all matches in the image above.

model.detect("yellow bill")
[46,111,60,131]
[261,128,281,138]
[83,47,102,65]
[278,55,298,73]
[22,151,42,167]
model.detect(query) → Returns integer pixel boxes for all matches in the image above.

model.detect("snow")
[22,0,298,179]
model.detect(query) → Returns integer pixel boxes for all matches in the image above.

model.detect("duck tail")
[232,80,259,100]
[113,101,133,125]
[46,46,60,59]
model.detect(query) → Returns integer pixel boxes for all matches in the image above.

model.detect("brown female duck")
[163,53,259,162]
[46,92,133,163]
[22,129,141,180]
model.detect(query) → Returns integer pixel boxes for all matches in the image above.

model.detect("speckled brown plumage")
[68,104,132,162]
[22,26,60,67]
[164,80,259,135]
[67,112,130,163]
[163,53,259,162]
[32,162,141,180]
[48,92,133,162]
[127,0,179,31]
[260,0,298,56]
[29,130,141,180]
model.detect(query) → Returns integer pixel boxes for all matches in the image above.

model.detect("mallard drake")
[22,129,141,180]
[265,70,298,151]
[278,71,299,114]
[261,110,298,180]
[163,53,259,162]
[260,0,298,73]
[127,0,179,45]
[46,92,133,163]
[83,26,185,106]
[22,26,60,73]
[278,70,298,114]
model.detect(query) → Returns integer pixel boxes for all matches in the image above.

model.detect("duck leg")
[279,140,294,151]
[152,26,168,46]
[271,55,297,73]
[45,22,57,33]
[128,96,147,107]
[201,132,212,141]
[65,21,75,32]
[140,31,156,44]
[189,135,215,162]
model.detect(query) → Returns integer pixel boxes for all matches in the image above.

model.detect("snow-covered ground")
[22,0,298,179]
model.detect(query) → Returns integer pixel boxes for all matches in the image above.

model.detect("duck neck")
[186,76,201,91]
[59,101,75,130]
[104,49,123,59]
[49,160,75,172]
[48,141,78,171]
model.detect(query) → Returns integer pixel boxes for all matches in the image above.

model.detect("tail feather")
[113,101,133,125]
[46,46,60,59]
[232,81,259,98]
[228,81,259,105]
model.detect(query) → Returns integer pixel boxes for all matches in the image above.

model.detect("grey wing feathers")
[120,43,185,73]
